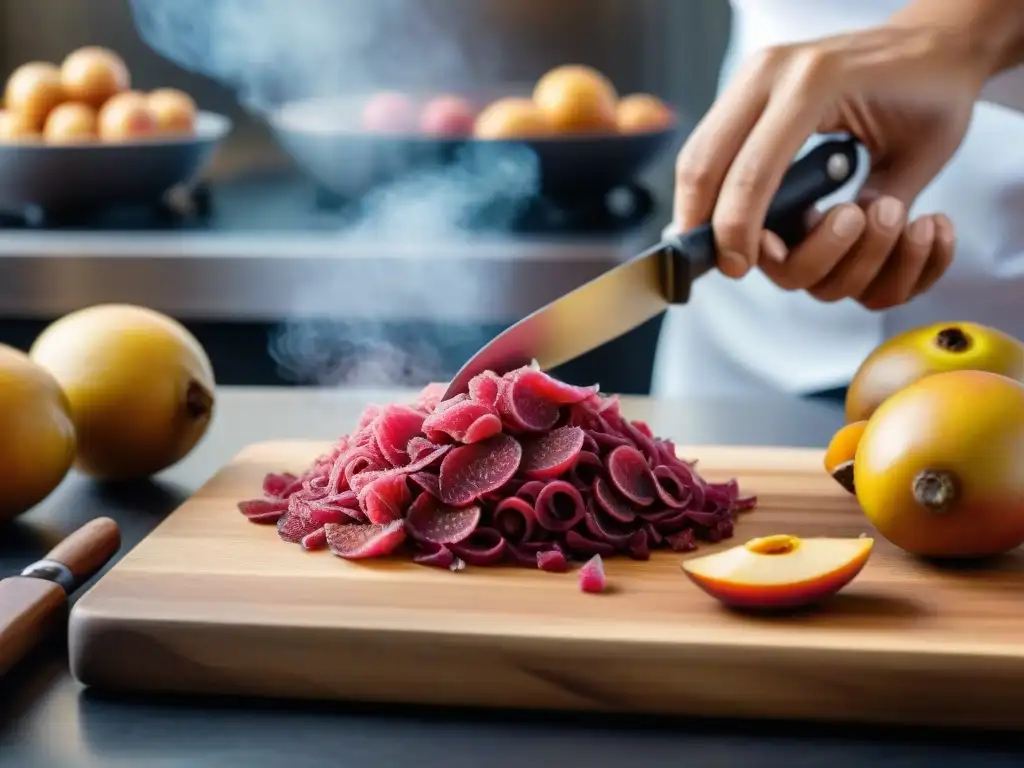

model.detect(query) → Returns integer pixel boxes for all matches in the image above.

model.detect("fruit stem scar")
[912,469,958,514]
[744,534,800,555]
[831,460,856,495]
[185,380,214,420]
[934,326,971,353]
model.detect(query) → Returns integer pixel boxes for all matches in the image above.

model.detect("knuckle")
[745,45,790,75]
[675,156,716,196]
[675,152,715,195]
[711,213,753,256]
[779,46,836,91]
[725,163,765,202]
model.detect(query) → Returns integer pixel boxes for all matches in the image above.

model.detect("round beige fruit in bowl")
[419,94,477,138]
[532,64,618,135]
[473,97,551,139]
[616,93,675,133]
[0,344,76,523]
[3,61,65,131]
[59,46,131,109]
[29,304,216,481]
[97,91,158,141]
[43,101,98,144]
[0,109,39,141]
[147,87,197,135]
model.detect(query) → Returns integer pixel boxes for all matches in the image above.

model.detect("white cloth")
[652,0,1024,398]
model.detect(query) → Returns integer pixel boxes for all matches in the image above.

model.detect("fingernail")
[759,230,788,263]
[830,205,864,238]
[907,215,935,245]
[720,250,749,278]
[875,197,905,229]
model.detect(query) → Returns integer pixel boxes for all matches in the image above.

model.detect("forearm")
[890,0,1024,78]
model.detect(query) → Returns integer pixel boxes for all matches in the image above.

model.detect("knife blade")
[443,136,861,399]
[0,517,121,679]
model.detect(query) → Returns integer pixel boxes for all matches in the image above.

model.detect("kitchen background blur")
[0,0,732,394]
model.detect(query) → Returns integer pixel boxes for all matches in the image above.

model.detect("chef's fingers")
[758,230,789,265]
[857,153,947,214]
[760,203,867,291]
[808,196,907,302]
[910,214,956,298]
[672,50,774,233]
[858,215,935,310]
[710,64,829,279]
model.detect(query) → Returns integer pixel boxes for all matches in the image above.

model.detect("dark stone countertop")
[0,387,1020,768]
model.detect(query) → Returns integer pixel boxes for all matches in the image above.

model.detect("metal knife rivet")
[826,153,851,182]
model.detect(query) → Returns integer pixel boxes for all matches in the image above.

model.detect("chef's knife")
[443,136,861,399]
[0,517,120,678]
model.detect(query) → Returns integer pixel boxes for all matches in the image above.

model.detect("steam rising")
[131,0,490,110]
[130,0,541,387]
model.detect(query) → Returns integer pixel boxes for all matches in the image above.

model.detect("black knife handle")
[660,135,861,303]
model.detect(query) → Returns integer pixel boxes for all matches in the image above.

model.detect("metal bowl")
[0,111,232,214]
[268,95,682,200]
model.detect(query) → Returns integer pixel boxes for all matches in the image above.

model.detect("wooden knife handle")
[44,517,121,582]
[0,577,66,678]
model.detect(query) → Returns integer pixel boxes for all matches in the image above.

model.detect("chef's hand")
[673,0,1024,310]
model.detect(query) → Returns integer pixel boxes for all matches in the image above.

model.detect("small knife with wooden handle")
[0,517,121,678]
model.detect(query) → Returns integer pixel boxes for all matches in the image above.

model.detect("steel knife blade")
[443,136,861,399]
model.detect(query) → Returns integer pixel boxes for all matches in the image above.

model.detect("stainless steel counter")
[0,160,666,325]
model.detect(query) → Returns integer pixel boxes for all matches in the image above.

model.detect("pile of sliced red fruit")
[238,366,756,590]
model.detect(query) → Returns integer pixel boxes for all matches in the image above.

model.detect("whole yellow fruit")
[854,370,1024,558]
[29,304,215,481]
[845,321,1024,423]
[0,344,76,521]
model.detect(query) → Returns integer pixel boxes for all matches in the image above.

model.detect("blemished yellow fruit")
[29,304,216,481]
[0,344,76,522]
[854,370,1024,559]
[845,322,1024,423]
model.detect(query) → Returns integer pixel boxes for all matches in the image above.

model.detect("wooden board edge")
[66,602,1024,730]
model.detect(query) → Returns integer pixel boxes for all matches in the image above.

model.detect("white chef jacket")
[652,0,1024,398]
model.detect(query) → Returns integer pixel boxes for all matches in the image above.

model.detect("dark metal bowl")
[268,94,682,200]
[0,111,232,214]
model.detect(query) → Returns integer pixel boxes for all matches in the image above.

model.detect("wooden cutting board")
[69,440,1024,730]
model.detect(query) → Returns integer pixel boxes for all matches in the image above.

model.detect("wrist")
[890,0,1024,78]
